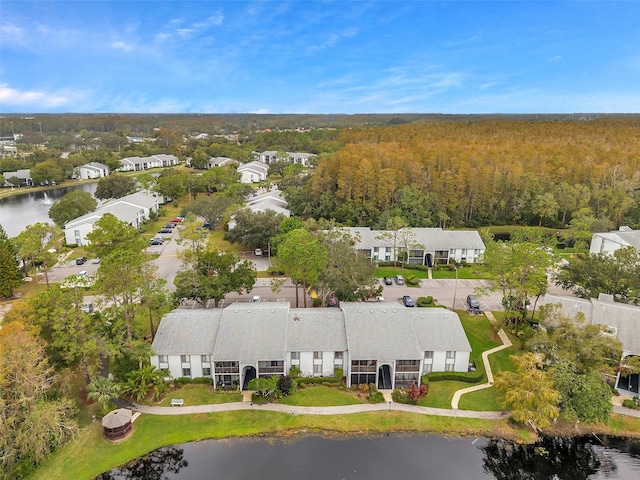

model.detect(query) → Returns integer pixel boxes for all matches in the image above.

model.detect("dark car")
[163,223,176,229]
[75,256,87,265]
[467,295,481,312]
[383,277,393,285]
[402,295,414,307]
[158,228,173,234]
[150,238,164,246]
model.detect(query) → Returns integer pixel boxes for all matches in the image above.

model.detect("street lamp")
[388,401,392,413]
[452,265,458,310]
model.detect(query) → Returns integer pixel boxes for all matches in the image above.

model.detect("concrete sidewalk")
[131,400,509,419]
[451,312,512,409]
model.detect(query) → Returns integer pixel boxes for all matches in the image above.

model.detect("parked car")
[254,248,263,256]
[78,270,88,278]
[402,295,414,307]
[150,238,164,246]
[92,258,101,264]
[158,228,173,234]
[383,276,393,285]
[202,222,211,229]
[395,275,405,285]
[467,295,481,312]
[170,217,184,223]
[164,223,176,229]
[80,303,94,313]
[75,256,87,265]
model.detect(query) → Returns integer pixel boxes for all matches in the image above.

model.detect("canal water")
[96,434,640,479]
[0,183,97,238]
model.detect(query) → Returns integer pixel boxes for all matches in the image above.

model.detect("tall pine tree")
[0,224,22,298]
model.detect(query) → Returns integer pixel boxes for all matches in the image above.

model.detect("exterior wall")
[589,235,625,256]
[239,170,265,183]
[289,351,343,377]
[64,222,95,246]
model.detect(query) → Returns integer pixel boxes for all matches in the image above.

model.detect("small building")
[77,162,110,180]
[102,408,133,441]
[590,227,640,256]
[255,151,316,166]
[227,189,290,230]
[3,169,32,186]
[237,161,268,184]
[207,156,236,169]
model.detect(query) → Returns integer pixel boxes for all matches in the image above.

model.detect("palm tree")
[87,376,122,410]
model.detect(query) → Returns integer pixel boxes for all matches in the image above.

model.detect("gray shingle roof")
[152,309,223,355]
[287,309,348,351]
[341,302,471,361]
[344,227,485,251]
[213,302,289,362]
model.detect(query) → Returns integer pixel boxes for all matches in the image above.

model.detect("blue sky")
[1,1,639,114]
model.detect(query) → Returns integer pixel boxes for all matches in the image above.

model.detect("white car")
[254,248,263,256]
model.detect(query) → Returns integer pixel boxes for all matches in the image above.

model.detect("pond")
[96,434,640,479]
[0,183,98,238]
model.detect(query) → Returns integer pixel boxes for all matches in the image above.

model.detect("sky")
[0,1,639,114]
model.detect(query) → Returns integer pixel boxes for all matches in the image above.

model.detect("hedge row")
[424,371,486,384]
[296,377,341,386]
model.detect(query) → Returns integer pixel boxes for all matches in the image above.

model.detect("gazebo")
[102,408,133,441]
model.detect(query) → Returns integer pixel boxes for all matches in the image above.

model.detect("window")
[313,364,322,374]
[445,364,454,372]
[423,363,433,374]
[291,352,300,360]
[202,367,211,376]
[201,355,211,363]
[182,368,191,377]
[424,351,433,360]
[446,351,455,359]
[334,351,343,360]
[158,355,168,364]
[180,355,190,363]
[314,351,322,360]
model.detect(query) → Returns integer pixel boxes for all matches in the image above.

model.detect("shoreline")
[0,178,98,200]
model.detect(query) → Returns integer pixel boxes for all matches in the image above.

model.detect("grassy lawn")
[149,384,242,407]
[277,385,365,406]
[419,380,469,408]
[458,387,503,411]
[30,411,532,480]
[208,230,243,252]
[374,265,493,280]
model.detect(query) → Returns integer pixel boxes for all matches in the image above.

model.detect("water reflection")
[95,434,640,480]
[95,446,187,480]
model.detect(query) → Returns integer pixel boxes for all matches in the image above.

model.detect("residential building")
[2,169,32,186]
[118,154,178,172]
[207,156,236,169]
[341,227,486,266]
[64,191,162,245]
[150,302,471,390]
[541,293,640,395]
[227,189,290,229]
[237,161,268,184]
[77,162,110,180]
[589,227,640,256]
[255,151,316,166]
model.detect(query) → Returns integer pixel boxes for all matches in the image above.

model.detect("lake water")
[96,434,640,479]
[0,183,98,238]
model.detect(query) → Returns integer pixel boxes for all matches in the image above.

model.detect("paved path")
[130,400,509,419]
[451,311,513,409]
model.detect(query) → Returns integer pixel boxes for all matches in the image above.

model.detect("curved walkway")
[130,400,509,420]
[451,311,512,409]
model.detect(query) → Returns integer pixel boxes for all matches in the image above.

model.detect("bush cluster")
[425,371,486,384]
[417,296,433,307]
[391,382,428,404]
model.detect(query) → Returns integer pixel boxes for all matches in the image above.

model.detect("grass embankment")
[277,385,365,406]
[149,385,242,407]
[30,411,531,480]
[374,265,493,280]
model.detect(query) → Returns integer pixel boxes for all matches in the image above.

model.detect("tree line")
[282,119,640,231]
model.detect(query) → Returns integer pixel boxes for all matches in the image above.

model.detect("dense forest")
[283,119,640,230]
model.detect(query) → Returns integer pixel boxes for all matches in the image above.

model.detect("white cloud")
[0,84,73,108]
[0,22,27,46]
[111,41,133,52]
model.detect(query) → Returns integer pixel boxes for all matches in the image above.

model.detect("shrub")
[622,399,640,410]
[191,377,213,384]
[312,297,322,307]
[426,371,486,384]
[277,375,296,396]
[334,367,344,382]
[417,296,433,307]
[405,274,420,286]
[289,365,301,379]
[368,391,385,403]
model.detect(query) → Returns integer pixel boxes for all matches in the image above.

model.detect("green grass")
[277,385,365,406]
[149,384,242,406]
[418,381,470,408]
[30,411,526,480]
[374,265,493,280]
[208,230,243,252]
[458,387,503,411]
